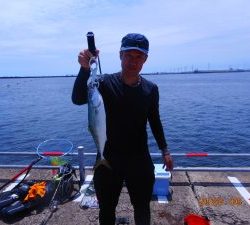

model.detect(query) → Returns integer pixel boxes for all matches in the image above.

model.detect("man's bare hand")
[78,49,99,69]
[162,154,173,171]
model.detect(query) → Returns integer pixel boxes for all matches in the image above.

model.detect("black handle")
[86,32,96,56]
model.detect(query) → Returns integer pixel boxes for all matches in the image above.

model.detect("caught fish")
[87,58,110,169]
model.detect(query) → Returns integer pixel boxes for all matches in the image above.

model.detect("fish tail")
[94,159,112,170]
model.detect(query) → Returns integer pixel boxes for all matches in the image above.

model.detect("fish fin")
[94,159,112,170]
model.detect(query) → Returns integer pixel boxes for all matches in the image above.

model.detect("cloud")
[0,0,250,75]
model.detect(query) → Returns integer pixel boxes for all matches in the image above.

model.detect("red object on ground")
[186,153,208,157]
[184,214,210,225]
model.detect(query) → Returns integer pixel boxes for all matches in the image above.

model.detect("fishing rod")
[0,157,42,191]
[86,31,102,75]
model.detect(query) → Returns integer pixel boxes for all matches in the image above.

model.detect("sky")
[0,0,250,76]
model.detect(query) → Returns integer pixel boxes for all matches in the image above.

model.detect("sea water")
[0,72,249,167]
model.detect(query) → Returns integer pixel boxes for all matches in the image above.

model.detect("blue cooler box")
[153,164,171,196]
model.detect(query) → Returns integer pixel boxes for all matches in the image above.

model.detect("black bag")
[0,181,55,219]
[53,163,79,203]
[0,163,79,220]
[0,183,29,210]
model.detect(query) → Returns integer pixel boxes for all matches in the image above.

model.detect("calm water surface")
[0,72,249,167]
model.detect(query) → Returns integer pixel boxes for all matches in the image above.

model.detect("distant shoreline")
[142,69,250,75]
[1,69,250,79]
[0,75,76,79]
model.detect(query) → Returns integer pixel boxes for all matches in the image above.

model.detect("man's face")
[120,50,147,75]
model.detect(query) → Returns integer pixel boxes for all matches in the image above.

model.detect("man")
[72,33,173,225]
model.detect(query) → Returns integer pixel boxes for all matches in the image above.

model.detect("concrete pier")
[0,169,249,225]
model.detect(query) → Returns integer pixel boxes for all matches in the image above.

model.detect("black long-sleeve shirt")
[72,67,167,161]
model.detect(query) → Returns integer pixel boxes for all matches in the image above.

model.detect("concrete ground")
[0,169,249,225]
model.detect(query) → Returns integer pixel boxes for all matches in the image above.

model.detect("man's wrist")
[161,147,170,156]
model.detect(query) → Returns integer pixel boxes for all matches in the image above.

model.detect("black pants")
[93,156,155,225]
